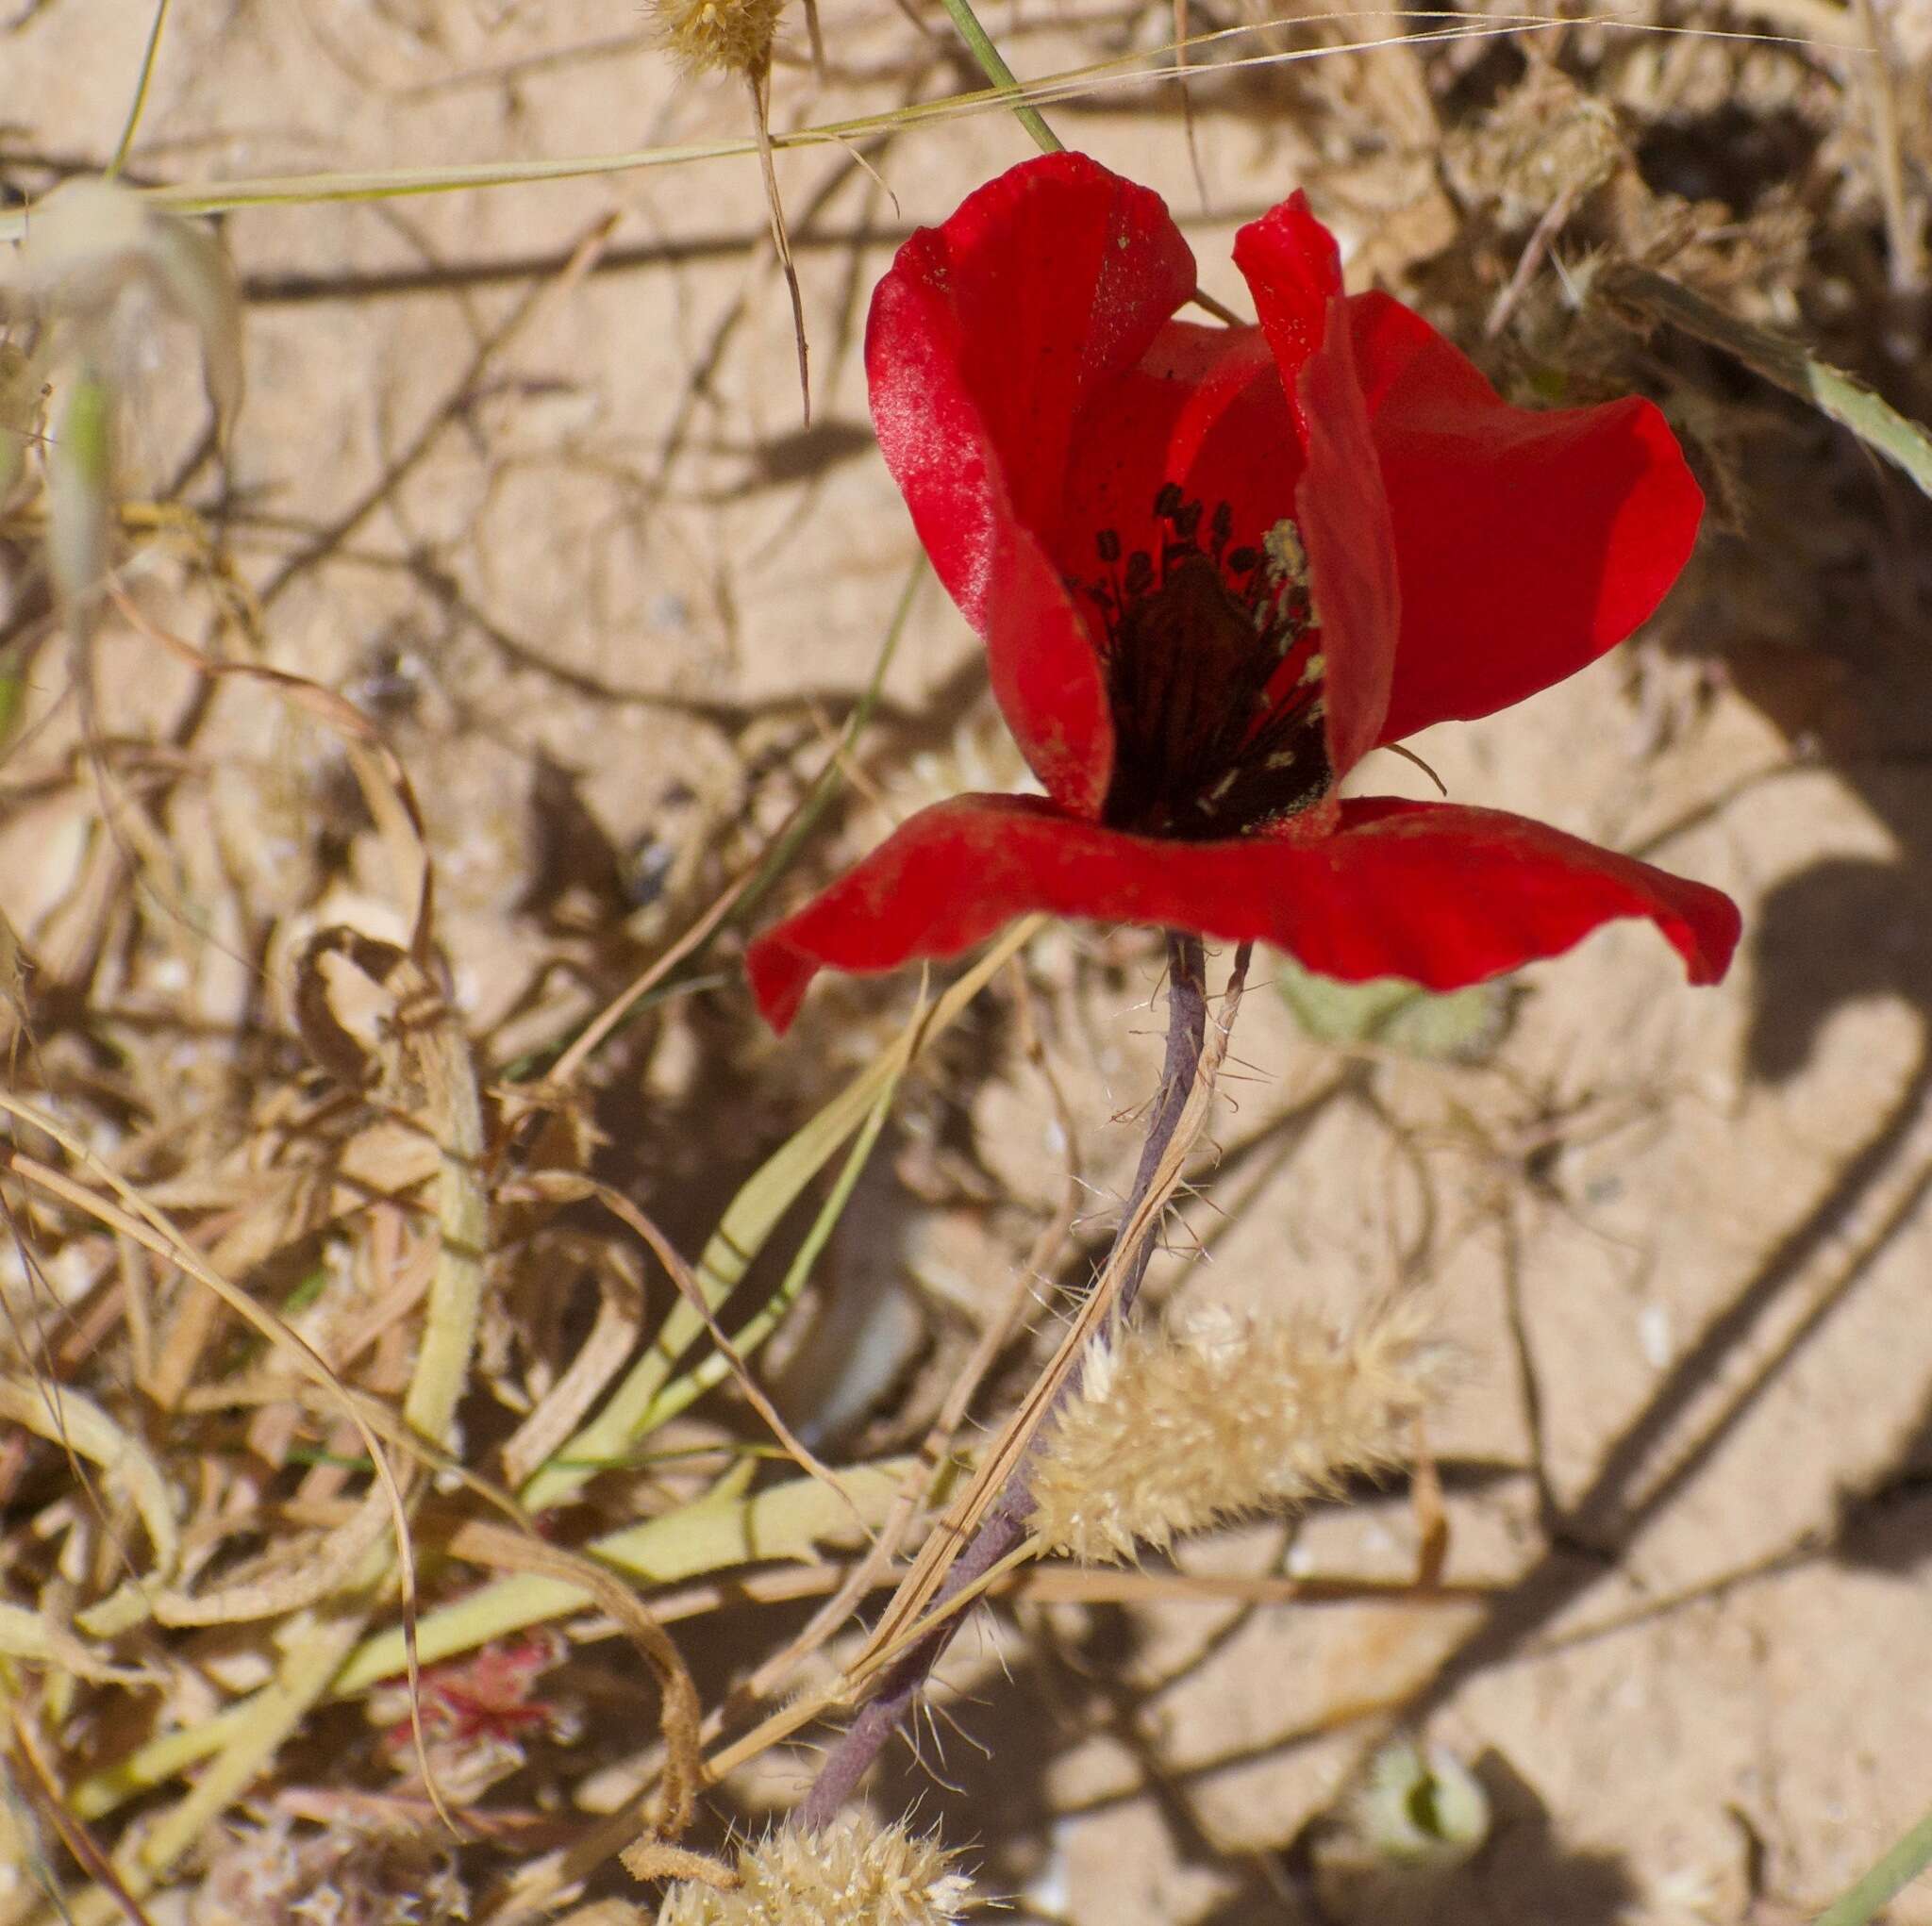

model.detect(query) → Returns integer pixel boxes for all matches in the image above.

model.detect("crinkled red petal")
[1347,291,1706,744]
[744,791,1740,1030]
[866,154,1196,816]
[1302,795,1739,987]
[1233,194,1401,780]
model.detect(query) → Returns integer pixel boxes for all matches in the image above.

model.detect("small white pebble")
[1638,1302,1673,1370]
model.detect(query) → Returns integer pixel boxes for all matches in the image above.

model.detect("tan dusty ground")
[1,1,1930,1922]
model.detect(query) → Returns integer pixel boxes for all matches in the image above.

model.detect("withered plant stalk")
[796,930,1245,1830]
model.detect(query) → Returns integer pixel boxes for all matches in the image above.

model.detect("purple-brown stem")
[795,931,1222,1831]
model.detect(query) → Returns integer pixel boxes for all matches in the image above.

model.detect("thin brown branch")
[794,934,1251,1830]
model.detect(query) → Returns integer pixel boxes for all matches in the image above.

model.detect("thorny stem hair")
[795,930,1246,1831]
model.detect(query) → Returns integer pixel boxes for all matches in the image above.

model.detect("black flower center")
[1076,485,1331,839]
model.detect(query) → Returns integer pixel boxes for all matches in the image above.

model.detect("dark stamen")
[1209,503,1232,564]
[1080,497,1331,839]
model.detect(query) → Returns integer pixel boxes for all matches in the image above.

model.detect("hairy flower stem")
[796,932,1218,1831]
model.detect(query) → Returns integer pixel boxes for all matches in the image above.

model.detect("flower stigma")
[1078,489,1332,839]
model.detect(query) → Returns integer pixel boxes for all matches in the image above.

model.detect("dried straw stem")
[747,65,811,424]
[795,933,1241,1830]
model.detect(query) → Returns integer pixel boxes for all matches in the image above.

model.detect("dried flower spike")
[655,1815,976,1926]
[1029,1299,1450,1564]
[653,0,787,80]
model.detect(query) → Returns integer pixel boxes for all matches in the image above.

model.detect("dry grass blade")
[0,15,1842,240]
[1175,0,1205,203]
[733,1259,1052,1701]
[0,1378,177,1635]
[1599,263,1932,500]
[1850,0,1926,294]
[503,1169,867,1535]
[67,1464,914,1828]
[350,1459,911,1694]
[1012,1566,1494,1606]
[497,1248,645,1490]
[536,870,751,1093]
[443,1520,704,1839]
[102,932,487,1869]
[519,918,1041,1513]
[734,969,1086,1708]
[0,1602,146,1681]
[0,1106,418,1628]
[106,0,176,179]
[144,940,484,1626]
[0,914,488,1882]
[534,551,915,1095]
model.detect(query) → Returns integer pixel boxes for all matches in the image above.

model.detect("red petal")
[867,156,1196,816]
[1057,322,1293,578]
[1303,796,1740,988]
[1348,291,1706,744]
[744,791,1739,1030]
[1231,191,1342,391]
[1295,302,1401,782]
[1233,193,1401,780]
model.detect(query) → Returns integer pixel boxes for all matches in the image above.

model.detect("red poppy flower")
[748,154,1740,1032]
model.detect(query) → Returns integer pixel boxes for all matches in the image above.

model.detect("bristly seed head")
[654,1814,977,1925]
[652,0,787,77]
[1079,490,1330,839]
[1029,1298,1452,1565]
